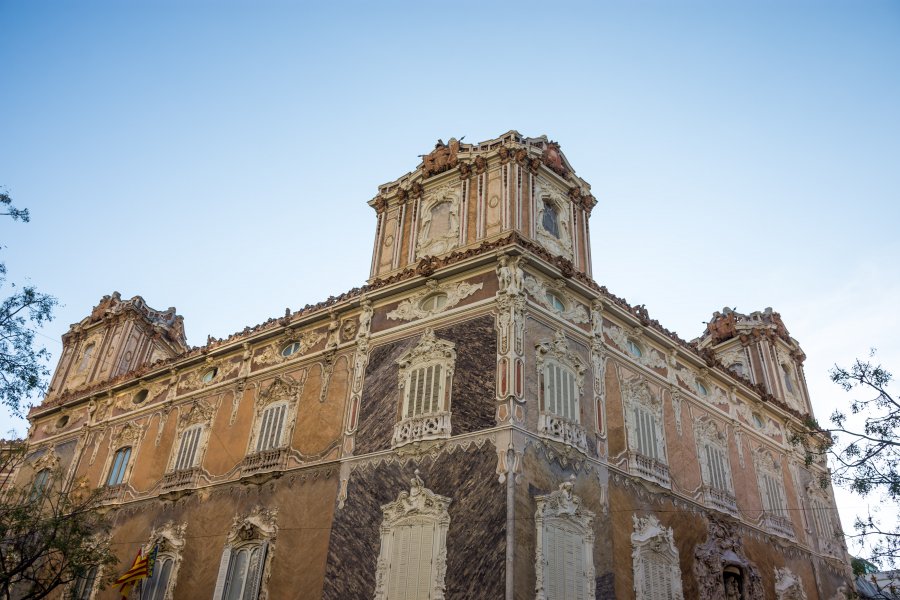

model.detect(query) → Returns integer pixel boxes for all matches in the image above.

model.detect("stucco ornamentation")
[693,517,763,600]
[386,278,483,321]
[535,478,595,600]
[775,567,807,600]
[256,330,325,367]
[374,471,451,600]
[535,330,587,452]
[604,323,666,369]
[416,183,462,258]
[533,177,573,260]
[523,275,589,324]
[631,514,685,600]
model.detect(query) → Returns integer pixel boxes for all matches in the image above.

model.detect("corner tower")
[368,131,597,282]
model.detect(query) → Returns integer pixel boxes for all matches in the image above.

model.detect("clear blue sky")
[2,0,898,555]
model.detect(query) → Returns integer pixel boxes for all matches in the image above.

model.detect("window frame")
[631,514,685,600]
[254,402,289,453]
[212,508,276,600]
[171,425,204,473]
[621,377,670,487]
[534,480,596,600]
[106,446,132,486]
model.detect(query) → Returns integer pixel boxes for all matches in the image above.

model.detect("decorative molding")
[775,566,807,600]
[523,275,589,324]
[386,279,483,321]
[496,254,524,296]
[604,323,666,369]
[227,505,278,546]
[621,374,670,487]
[631,514,685,600]
[671,389,683,436]
[533,176,574,260]
[693,517,764,600]
[415,183,462,258]
[393,330,456,447]
[374,471,451,600]
[693,415,737,515]
[255,330,325,367]
[535,478,595,600]
[536,330,587,452]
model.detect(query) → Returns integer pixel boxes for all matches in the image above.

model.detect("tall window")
[220,542,268,600]
[374,471,450,600]
[542,201,560,238]
[173,426,202,471]
[622,377,669,487]
[754,449,794,538]
[694,418,736,514]
[71,565,99,600]
[781,364,795,393]
[143,556,175,600]
[393,330,455,447]
[256,403,287,452]
[32,468,51,499]
[107,447,131,486]
[542,362,579,422]
[631,515,684,600]
[536,331,587,452]
[77,343,95,373]
[535,480,595,600]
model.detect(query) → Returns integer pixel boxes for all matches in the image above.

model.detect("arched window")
[107,447,131,486]
[541,200,560,238]
[144,555,175,600]
[213,508,276,600]
[631,515,685,600]
[622,377,669,488]
[545,291,566,312]
[393,330,455,447]
[281,342,302,357]
[71,565,99,600]
[31,468,51,500]
[77,343,95,373]
[374,471,450,600]
[694,417,736,514]
[781,364,795,394]
[754,448,794,538]
[535,480,596,600]
[419,292,448,313]
[626,339,643,358]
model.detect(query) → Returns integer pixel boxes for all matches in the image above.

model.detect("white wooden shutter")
[212,546,232,600]
[244,541,268,600]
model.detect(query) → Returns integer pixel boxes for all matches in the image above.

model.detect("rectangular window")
[544,524,587,600]
[761,473,786,515]
[405,365,444,418]
[387,523,437,599]
[107,447,132,486]
[634,407,659,460]
[144,557,174,600]
[704,444,730,492]
[543,363,578,422]
[71,565,98,600]
[256,405,287,452]
[810,497,833,539]
[219,542,268,600]
[174,427,202,471]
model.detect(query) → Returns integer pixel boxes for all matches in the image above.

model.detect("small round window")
[626,339,643,358]
[545,292,566,312]
[752,412,764,429]
[201,367,218,383]
[696,381,708,396]
[420,293,448,313]
[281,342,302,357]
[55,415,69,429]
[132,389,149,405]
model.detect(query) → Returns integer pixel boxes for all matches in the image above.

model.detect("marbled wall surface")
[323,442,505,599]
[355,315,497,455]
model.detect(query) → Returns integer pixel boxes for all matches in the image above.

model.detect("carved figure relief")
[422,138,459,178]
[386,278,483,322]
[374,471,451,600]
[535,479,595,600]
[533,177,573,260]
[631,514,685,600]
[775,567,807,600]
[693,518,764,600]
[416,184,462,258]
[523,274,589,324]
[496,255,524,296]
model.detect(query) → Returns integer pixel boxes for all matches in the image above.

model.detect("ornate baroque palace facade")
[22,132,852,599]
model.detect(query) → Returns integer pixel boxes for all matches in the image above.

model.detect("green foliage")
[0,191,58,415]
[0,443,117,599]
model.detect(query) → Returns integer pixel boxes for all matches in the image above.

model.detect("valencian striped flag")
[115,545,158,599]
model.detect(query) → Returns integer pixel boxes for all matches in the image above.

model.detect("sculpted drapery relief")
[386,278,483,322]
[416,183,462,258]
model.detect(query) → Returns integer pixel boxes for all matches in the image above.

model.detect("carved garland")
[386,278,484,321]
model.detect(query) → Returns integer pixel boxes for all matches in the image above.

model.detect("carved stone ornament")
[496,254,524,296]
[534,177,574,260]
[416,183,462,258]
[247,375,305,453]
[775,567,808,600]
[631,514,685,600]
[256,330,326,367]
[386,278,483,321]
[182,358,236,389]
[621,375,670,487]
[693,517,764,600]
[227,506,278,546]
[422,138,459,178]
[177,398,216,431]
[523,275,589,324]
[30,447,61,473]
[535,479,596,600]
[604,323,667,369]
[374,471,451,600]
[113,421,144,448]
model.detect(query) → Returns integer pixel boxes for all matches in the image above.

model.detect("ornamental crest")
[416,184,461,258]
[387,279,483,321]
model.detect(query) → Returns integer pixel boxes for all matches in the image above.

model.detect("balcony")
[629,452,671,488]
[392,413,451,448]
[537,414,587,453]
[98,483,127,504]
[241,447,290,477]
[160,467,201,493]
[764,512,795,538]
[704,486,738,515]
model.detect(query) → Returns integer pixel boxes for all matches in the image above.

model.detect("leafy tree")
[795,353,900,568]
[0,442,117,599]
[0,191,57,415]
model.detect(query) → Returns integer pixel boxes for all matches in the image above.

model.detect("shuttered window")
[633,406,660,460]
[174,426,202,471]
[543,363,579,422]
[386,523,438,600]
[256,404,287,452]
[640,554,678,600]
[71,565,98,600]
[810,497,833,539]
[217,542,268,600]
[761,473,786,515]
[144,556,174,600]
[544,523,587,600]
[404,365,444,418]
[704,444,731,492]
